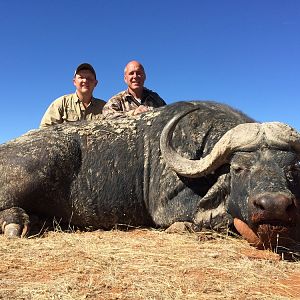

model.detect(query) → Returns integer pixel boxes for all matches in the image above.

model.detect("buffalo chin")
[233,218,300,257]
[256,224,299,251]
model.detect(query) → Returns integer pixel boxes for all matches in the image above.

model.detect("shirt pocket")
[64,109,79,122]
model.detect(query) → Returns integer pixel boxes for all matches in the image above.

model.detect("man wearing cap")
[102,60,166,117]
[40,63,105,128]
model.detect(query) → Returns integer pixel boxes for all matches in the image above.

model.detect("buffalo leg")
[0,207,30,238]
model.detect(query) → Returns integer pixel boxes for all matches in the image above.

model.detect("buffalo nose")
[252,193,294,219]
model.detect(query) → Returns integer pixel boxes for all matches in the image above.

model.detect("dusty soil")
[0,228,300,300]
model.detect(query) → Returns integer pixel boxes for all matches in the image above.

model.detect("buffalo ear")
[197,174,230,210]
[193,174,232,230]
[193,207,233,231]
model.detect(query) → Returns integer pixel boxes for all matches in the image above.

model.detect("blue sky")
[0,1,299,144]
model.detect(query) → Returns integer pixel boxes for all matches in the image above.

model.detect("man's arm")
[147,91,166,107]
[40,97,64,128]
[102,94,140,117]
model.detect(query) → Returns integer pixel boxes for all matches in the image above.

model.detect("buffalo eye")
[286,170,294,183]
[286,162,300,183]
[231,164,247,174]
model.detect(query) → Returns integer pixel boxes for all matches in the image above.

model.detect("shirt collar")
[74,92,95,106]
[124,88,149,101]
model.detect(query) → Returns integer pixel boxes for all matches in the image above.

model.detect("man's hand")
[133,105,152,115]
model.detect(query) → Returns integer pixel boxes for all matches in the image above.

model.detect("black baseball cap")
[74,63,97,79]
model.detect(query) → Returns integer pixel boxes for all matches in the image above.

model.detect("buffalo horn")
[160,108,300,178]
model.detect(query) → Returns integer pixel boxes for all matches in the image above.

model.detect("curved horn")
[160,108,265,178]
[262,122,300,153]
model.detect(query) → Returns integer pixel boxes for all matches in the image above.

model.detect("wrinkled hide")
[0,101,299,253]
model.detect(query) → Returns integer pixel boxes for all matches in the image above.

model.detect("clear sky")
[0,1,299,144]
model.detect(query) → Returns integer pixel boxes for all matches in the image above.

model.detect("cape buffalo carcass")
[0,101,300,251]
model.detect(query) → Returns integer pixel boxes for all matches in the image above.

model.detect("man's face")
[124,63,146,92]
[73,69,98,95]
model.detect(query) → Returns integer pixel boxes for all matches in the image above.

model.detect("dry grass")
[0,228,300,300]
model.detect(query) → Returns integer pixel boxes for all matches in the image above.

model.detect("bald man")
[103,61,166,117]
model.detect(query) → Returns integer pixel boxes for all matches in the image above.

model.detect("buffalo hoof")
[2,222,29,238]
[0,207,30,238]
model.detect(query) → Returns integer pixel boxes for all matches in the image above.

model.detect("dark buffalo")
[0,101,299,252]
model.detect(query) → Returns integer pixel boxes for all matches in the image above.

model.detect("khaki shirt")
[102,88,166,117]
[40,93,106,128]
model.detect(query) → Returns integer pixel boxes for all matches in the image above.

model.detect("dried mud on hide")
[0,229,300,299]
